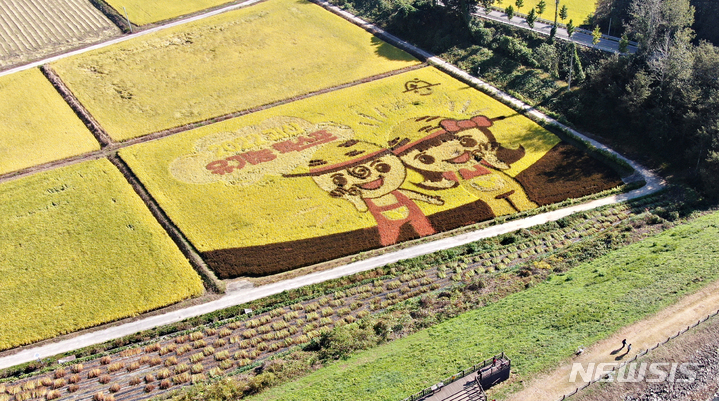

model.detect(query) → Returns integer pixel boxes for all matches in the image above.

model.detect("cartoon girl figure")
[286,140,444,246]
[388,115,537,216]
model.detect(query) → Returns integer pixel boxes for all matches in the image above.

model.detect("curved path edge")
[0,2,665,372]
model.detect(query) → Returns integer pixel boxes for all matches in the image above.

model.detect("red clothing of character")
[364,190,435,246]
[441,163,492,183]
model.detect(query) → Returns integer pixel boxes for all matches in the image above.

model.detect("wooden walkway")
[417,372,486,401]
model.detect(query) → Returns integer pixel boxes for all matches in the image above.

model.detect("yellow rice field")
[0,68,99,176]
[511,0,596,26]
[120,67,578,277]
[104,0,237,25]
[0,159,204,350]
[52,0,419,141]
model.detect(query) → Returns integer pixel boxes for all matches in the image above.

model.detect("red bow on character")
[439,116,493,133]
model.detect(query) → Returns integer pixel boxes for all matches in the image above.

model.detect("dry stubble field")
[0,0,119,69]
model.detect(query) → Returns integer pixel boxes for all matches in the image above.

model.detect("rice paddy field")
[119,67,622,279]
[0,159,204,351]
[505,0,596,26]
[0,68,99,176]
[50,0,419,141]
[103,0,239,25]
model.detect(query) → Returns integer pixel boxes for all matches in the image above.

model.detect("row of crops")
[0,193,677,401]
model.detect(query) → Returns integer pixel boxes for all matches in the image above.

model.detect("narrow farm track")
[504,280,719,401]
[0,0,119,68]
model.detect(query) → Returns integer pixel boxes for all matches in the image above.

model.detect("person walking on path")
[620,339,627,350]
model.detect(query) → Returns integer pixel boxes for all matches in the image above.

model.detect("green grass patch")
[248,211,719,401]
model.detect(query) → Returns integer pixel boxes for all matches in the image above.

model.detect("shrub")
[219,360,234,370]
[203,346,215,357]
[156,369,171,380]
[208,367,223,377]
[144,384,155,393]
[149,356,162,366]
[271,321,288,330]
[218,328,232,337]
[68,385,80,393]
[176,363,191,374]
[164,356,178,366]
[192,373,206,384]
[100,356,112,365]
[173,373,191,385]
[87,369,102,379]
[109,383,120,393]
[215,350,230,361]
[144,343,161,353]
[189,332,204,341]
[242,329,257,339]
[51,379,65,389]
[189,353,204,363]
[68,374,81,384]
[176,344,193,355]
[46,390,61,400]
[191,363,204,374]
[174,335,188,344]
[70,364,83,374]
[139,355,150,364]
[159,379,171,390]
[321,307,334,317]
[214,338,227,347]
[204,328,217,336]
[107,362,123,373]
[159,344,176,356]
[193,339,207,348]
[98,375,111,384]
[130,377,142,385]
[305,302,320,312]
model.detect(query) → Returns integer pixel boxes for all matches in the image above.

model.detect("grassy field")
[246,209,719,401]
[0,159,204,351]
[500,0,596,26]
[120,67,619,278]
[51,0,419,141]
[103,0,236,25]
[0,68,99,176]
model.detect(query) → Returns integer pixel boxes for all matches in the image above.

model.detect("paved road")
[0,0,661,371]
[474,7,638,54]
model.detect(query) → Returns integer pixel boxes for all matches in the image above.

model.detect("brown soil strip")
[86,0,133,33]
[500,278,719,401]
[107,154,226,294]
[40,64,114,147]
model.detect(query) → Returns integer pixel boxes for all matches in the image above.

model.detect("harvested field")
[51,0,420,141]
[0,0,119,69]
[0,68,99,176]
[103,0,240,25]
[119,67,623,279]
[0,159,205,351]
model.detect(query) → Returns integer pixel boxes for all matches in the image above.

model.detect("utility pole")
[607,17,612,37]
[123,6,132,33]
[567,51,573,90]
[550,0,559,39]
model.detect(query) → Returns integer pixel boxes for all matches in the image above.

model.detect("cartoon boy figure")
[388,115,536,215]
[287,140,444,246]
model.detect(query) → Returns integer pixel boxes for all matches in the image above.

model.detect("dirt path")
[504,278,719,401]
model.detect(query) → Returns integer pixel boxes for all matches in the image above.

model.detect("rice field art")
[120,67,623,279]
